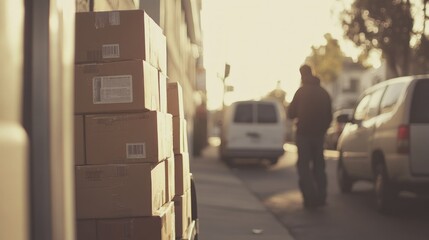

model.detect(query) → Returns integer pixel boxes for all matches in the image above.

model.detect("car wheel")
[374,163,396,213]
[337,153,353,193]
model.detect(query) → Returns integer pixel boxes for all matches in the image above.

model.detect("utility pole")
[221,63,231,110]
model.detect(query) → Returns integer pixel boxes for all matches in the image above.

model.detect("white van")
[337,74,429,212]
[220,100,286,165]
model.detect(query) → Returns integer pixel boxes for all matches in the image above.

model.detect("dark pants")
[296,134,327,205]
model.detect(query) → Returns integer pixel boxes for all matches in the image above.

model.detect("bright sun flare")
[202,0,359,110]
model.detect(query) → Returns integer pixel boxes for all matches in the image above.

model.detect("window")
[367,88,385,118]
[354,95,371,121]
[410,79,429,124]
[380,83,405,114]
[233,103,253,123]
[256,103,277,123]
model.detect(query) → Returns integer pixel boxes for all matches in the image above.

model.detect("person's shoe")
[315,197,327,206]
[314,199,327,208]
[304,199,326,210]
[303,200,317,210]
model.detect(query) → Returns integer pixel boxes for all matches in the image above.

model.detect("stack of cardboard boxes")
[73,10,190,240]
[167,82,194,239]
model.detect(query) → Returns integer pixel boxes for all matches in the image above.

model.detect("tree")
[306,34,345,84]
[264,81,287,107]
[413,0,429,74]
[341,0,429,77]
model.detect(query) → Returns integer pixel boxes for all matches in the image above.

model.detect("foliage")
[264,81,287,107]
[341,0,429,76]
[413,36,429,73]
[306,34,345,84]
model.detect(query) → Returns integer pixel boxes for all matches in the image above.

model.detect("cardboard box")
[158,71,167,113]
[75,162,166,219]
[164,113,173,158]
[85,111,169,164]
[182,220,197,240]
[165,156,175,202]
[167,82,184,118]
[174,190,192,239]
[75,115,85,165]
[183,119,189,153]
[153,27,167,74]
[175,153,190,196]
[96,202,176,240]
[76,220,97,240]
[172,116,185,154]
[75,10,167,72]
[75,60,159,114]
[75,10,148,63]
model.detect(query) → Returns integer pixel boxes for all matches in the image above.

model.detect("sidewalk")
[190,145,295,240]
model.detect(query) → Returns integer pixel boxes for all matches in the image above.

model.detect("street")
[226,144,429,240]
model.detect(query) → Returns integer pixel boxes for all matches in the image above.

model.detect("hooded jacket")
[287,75,332,136]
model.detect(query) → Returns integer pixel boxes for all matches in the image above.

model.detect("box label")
[93,75,133,104]
[102,44,120,59]
[126,143,146,159]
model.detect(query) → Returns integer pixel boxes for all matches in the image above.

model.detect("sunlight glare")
[202,0,352,110]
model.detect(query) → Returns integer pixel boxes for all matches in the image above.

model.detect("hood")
[302,75,320,86]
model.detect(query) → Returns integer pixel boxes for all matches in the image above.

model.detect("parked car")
[336,74,429,212]
[220,100,286,165]
[324,108,353,150]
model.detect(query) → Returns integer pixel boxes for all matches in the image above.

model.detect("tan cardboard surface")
[167,82,184,118]
[76,10,147,63]
[96,202,175,240]
[85,111,168,164]
[75,10,167,72]
[165,157,175,202]
[74,115,85,165]
[158,71,167,113]
[182,220,197,240]
[75,60,158,114]
[174,190,192,239]
[164,113,173,158]
[75,162,166,219]
[158,34,167,74]
[183,119,189,153]
[174,153,190,196]
[172,116,185,154]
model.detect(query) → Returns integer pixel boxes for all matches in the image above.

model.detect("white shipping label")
[102,44,120,59]
[92,75,133,104]
[109,12,120,26]
[126,143,146,159]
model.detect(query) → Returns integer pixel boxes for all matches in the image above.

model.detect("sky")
[201,0,355,110]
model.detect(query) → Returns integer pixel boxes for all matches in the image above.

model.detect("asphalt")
[190,145,295,240]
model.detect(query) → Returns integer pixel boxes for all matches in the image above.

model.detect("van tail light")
[397,125,410,154]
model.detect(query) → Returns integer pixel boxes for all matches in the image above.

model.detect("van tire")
[337,154,353,193]
[374,162,396,214]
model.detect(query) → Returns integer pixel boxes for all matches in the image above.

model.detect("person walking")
[288,64,332,209]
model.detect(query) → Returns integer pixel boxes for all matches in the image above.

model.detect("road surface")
[228,144,429,240]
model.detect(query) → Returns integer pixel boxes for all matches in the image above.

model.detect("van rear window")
[410,79,429,124]
[233,103,253,123]
[257,103,277,123]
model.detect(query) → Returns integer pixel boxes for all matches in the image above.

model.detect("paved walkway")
[190,145,295,240]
